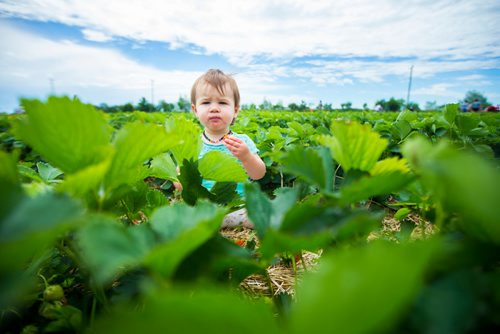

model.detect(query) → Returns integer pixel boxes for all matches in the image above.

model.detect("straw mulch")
[368,212,436,242]
[220,212,434,298]
[219,227,322,298]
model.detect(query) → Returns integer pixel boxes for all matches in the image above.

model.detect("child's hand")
[223,135,251,161]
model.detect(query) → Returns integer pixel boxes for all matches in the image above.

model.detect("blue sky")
[0,0,499,113]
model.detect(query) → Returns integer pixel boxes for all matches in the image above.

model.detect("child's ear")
[234,105,240,116]
[191,103,196,113]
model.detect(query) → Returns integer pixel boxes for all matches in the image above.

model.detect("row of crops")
[1,96,499,333]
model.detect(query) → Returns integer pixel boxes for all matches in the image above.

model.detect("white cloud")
[0,20,283,109]
[413,83,460,98]
[0,21,196,106]
[81,29,112,42]
[0,0,498,62]
[0,0,499,110]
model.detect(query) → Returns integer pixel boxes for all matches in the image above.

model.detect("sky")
[0,0,499,113]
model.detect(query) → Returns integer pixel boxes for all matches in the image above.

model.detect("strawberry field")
[1,96,499,333]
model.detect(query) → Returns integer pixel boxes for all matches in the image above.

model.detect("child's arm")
[223,135,266,180]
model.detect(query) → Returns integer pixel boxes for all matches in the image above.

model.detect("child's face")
[192,82,239,134]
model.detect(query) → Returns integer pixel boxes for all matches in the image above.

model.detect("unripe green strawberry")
[43,284,65,301]
[38,301,62,319]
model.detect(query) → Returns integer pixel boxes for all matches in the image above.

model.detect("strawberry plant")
[1,97,499,333]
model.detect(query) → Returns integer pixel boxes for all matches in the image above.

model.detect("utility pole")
[406,65,413,110]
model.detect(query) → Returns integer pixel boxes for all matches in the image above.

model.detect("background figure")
[460,100,469,112]
[471,99,481,112]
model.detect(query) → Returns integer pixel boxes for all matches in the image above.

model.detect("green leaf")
[149,153,178,182]
[391,120,412,141]
[370,157,410,175]
[209,182,238,205]
[455,115,480,136]
[339,172,414,206]
[280,146,333,192]
[291,240,438,334]
[36,162,63,183]
[410,270,487,334]
[56,157,111,198]
[280,205,339,235]
[165,117,202,166]
[0,193,84,272]
[199,150,248,183]
[178,159,212,205]
[319,120,388,172]
[259,229,331,260]
[105,122,182,192]
[402,138,500,244]
[394,208,411,221]
[443,103,458,125]
[91,288,280,334]
[13,96,112,173]
[0,151,23,221]
[145,201,225,277]
[76,216,155,285]
[245,184,299,239]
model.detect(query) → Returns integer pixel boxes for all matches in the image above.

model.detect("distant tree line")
[94,91,491,113]
[95,96,191,113]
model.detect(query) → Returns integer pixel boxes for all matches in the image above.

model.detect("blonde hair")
[191,69,240,107]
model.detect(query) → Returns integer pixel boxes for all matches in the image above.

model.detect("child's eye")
[201,101,210,105]
[220,101,228,105]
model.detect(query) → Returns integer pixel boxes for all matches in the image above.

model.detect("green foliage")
[319,120,388,172]
[280,146,333,193]
[291,240,438,334]
[91,288,279,334]
[199,150,248,183]
[1,100,500,333]
[76,215,153,285]
[104,121,179,192]
[403,137,500,244]
[13,96,112,173]
[165,116,202,165]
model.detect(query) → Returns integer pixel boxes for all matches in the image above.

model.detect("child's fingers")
[224,135,242,144]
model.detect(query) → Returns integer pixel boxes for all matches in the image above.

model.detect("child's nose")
[209,103,220,112]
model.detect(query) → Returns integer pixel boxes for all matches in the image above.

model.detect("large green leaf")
[338,172,414,206]
[319,120,387,172]
[245,184,300,240]
[391,119,412,141]
[145,201,226,277]
[13,96,112,173]
[402,138,500,244]
[0,193,85,272]
[291,240,438,334]
[56,157,112,198]
[443,103,458,126]
[104,122,182,192]
[280,146,333,193]
[76,216,155,285]
[178,159,212,205]
[91,288,280,334]
[0,151,23,220]
[165,117,202,166]
[199,150,248,182]
[455,115,480,136]
[149,153,178,182]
